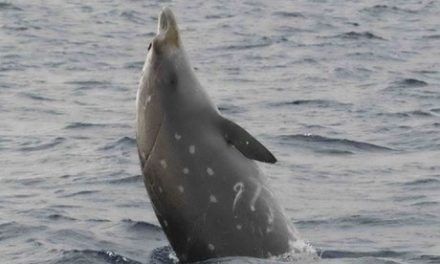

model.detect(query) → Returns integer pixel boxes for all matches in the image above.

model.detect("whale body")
[136,7,302,263]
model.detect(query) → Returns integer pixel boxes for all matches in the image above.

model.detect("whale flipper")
[220,117,277,164]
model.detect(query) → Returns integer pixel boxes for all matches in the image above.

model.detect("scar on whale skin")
[232,182,244,212]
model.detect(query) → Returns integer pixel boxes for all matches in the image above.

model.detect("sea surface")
[1,0,439,263]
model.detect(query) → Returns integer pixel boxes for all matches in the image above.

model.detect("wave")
[278,134,393,154]
[295,214,419,228]
[121,10,146,25]
[47,214,77,221]
[361,5,418,15]
[122,218,162,232]
[378,110,435,118]
[404,178,440,186]
[272,11,305,18]
[64,122,107,129]
[100,136,136,150]
[271,99,351,109]
[333,31,385,40]
[319,249,406,259]
[0,2,21,11]
[218,103,246,114]
[51,249,142,264]
[64,122,129,130]
[411,201,439,207]
[61,190,99,198]
[320,249,440,264]
[422,34,440,39]
[108,175,142,184]
[205,14,234,19]
[149,246,317,264]
[124,61,144,69]
[0,221,47,241]
[393,78,428,87]
[223,37,273,50]
[18,137,65,152]
[65,80,111,91]
[21,92,55,101]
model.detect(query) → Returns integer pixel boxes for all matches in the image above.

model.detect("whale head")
[141,7,190,96]
[140,7,215,115]
[152,7,180,52]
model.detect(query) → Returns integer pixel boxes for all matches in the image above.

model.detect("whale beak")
[156,7,180,47]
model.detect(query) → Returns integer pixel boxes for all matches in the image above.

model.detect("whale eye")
[147,42,152,51]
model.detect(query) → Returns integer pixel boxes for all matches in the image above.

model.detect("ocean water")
[1,0,439,263]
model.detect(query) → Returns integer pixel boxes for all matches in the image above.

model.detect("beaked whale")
[136,7,305,263]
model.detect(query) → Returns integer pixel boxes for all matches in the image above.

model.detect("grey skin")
[136,8,300,263]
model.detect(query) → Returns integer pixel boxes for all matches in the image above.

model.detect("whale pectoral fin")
[221,117,277,164]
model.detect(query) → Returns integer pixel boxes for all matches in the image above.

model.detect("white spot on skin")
[158,186,163,193]
[250,184,262,212]
[232,182,244,212]
[174,133,181,140]
[266,207,274,233]
[183,168,189,174]
[178,185,184,193]
[209,195,217,203]
[236,224,242,230]
[267,207,274,225]
[208,244,215,251]
[189,145,195,154]
[245,141,249,145]
[160,159,167,168]
[206,167,214,176]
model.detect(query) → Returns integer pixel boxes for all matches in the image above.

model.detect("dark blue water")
[1,0,439,263]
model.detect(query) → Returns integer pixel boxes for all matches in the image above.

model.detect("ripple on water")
[270,99,352,110]
[18,137,65,152]
[61,190,99,198]
[272,11,305,18]
[319,249,407,259]
[108,175,142,184]
[296,214,432,229]
[403,178,440,188]
[51,250,142,264]
[277,134,394,154]
[64,122,128,130]
[392,78,428,88]
[361,4,419,15]
[99,136,136,151]
[122,218,162,232]
[330,31,385,41]
[20,92,56,102]
[0,222,47,241]
[0,2,22,11]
